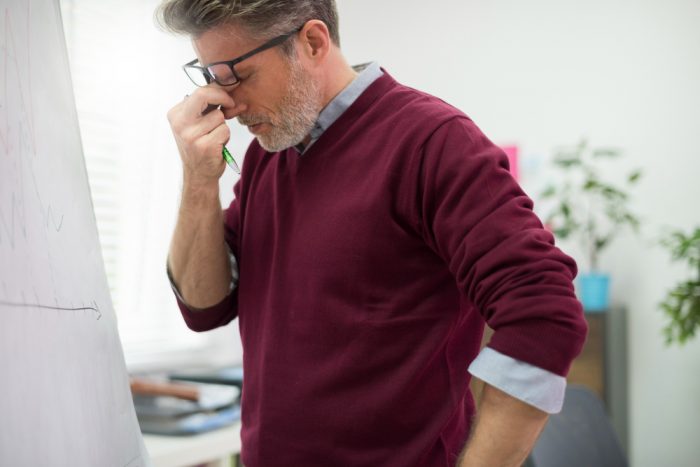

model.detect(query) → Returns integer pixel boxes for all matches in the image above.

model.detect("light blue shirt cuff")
[468,347,567,414]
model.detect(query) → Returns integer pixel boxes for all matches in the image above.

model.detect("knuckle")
[193,139,207,153]
[166,107,179,125]
[180,128,196,145]
[168,112,189,134]
[171,121,184,135]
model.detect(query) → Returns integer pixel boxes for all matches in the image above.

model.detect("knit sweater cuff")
[487,316,587,377]
[166,254,238,332]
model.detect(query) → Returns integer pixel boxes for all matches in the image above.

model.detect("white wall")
[61,0,247,370]
[336,0,700,465]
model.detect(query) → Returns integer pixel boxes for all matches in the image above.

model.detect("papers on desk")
[169,365,244,389]
[133,382,240,436]
[136,404,241,436]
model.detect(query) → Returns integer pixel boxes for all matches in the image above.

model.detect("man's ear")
[297,20,331,65]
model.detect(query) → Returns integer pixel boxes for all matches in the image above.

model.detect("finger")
[185,107,227,140]
[200,98,247,120]
[199,122,231,152]
[202,87,245,118]
[186,86,237,116]
[209,121,231,146]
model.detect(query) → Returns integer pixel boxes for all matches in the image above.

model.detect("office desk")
[143,423,241,467]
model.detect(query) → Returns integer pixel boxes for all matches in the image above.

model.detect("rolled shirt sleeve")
[468,346,567,414]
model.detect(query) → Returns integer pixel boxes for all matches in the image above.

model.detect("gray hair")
[155,0,340,56]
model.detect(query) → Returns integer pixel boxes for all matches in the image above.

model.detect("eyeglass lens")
[184,64,238,87]
[184,67,210,87]
[208,63,238,85]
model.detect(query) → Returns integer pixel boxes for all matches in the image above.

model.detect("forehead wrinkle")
[192,23,257,64]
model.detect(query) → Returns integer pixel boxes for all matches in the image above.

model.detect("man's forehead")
[192,23,257,63]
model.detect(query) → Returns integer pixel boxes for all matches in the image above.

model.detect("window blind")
[60,0,243,370]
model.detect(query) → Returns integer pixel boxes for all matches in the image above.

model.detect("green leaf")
[592,148,620,158]
[659,266,700,345]
[553,227,572,239]
[593,237,610,256]
[624,213,640,230]
[540,185,556,199]
[554,157,582,168]
[627,170,642,183]
[561,202,571,217]
[583,179,598,191]
[601,186,627,200]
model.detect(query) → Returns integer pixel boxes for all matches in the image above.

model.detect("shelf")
[143,423,241,467]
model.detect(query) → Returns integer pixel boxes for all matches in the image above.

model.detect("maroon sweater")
[175,71,587,467]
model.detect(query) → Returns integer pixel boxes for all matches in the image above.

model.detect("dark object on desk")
[133,383,239,417]
[170,365,244,389]
[525,385,628,467]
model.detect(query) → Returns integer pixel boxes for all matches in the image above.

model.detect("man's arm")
[168,182,230,308]
[458,383,548,467]
[166,87,245,308]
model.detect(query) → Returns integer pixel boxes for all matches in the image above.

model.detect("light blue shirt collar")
[295,61,383,154]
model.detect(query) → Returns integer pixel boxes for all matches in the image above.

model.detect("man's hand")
[458,383,549,467]
[166,87,245,308]
[166,87,246,187]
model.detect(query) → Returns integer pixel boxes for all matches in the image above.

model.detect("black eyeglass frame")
[183,25,305,87]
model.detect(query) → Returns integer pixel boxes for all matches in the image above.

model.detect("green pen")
[203,103,240,174]
[222,146,240,174]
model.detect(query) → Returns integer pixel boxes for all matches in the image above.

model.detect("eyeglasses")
[183,26,304,87]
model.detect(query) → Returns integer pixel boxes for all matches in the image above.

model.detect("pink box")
[500,145,519,181]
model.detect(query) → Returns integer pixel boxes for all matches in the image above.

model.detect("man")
[158,1,588,466]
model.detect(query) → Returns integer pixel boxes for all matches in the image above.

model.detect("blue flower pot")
[578,273,610,312]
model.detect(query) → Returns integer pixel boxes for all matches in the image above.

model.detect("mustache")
[237,114,270,126]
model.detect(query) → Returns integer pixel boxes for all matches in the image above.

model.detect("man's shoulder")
[355,75,482,157]
[372,74,473,134]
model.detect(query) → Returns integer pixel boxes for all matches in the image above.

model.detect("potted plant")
[539,139,642,311]
[659,227,700,344]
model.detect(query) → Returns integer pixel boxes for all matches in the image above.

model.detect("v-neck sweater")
[176,70,587,467]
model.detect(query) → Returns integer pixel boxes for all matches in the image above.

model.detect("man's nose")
[226,87,248,116]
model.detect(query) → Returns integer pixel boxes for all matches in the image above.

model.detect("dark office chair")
[524,385,628,467]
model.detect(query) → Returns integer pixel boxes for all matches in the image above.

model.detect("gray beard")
[238,59,323,152]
